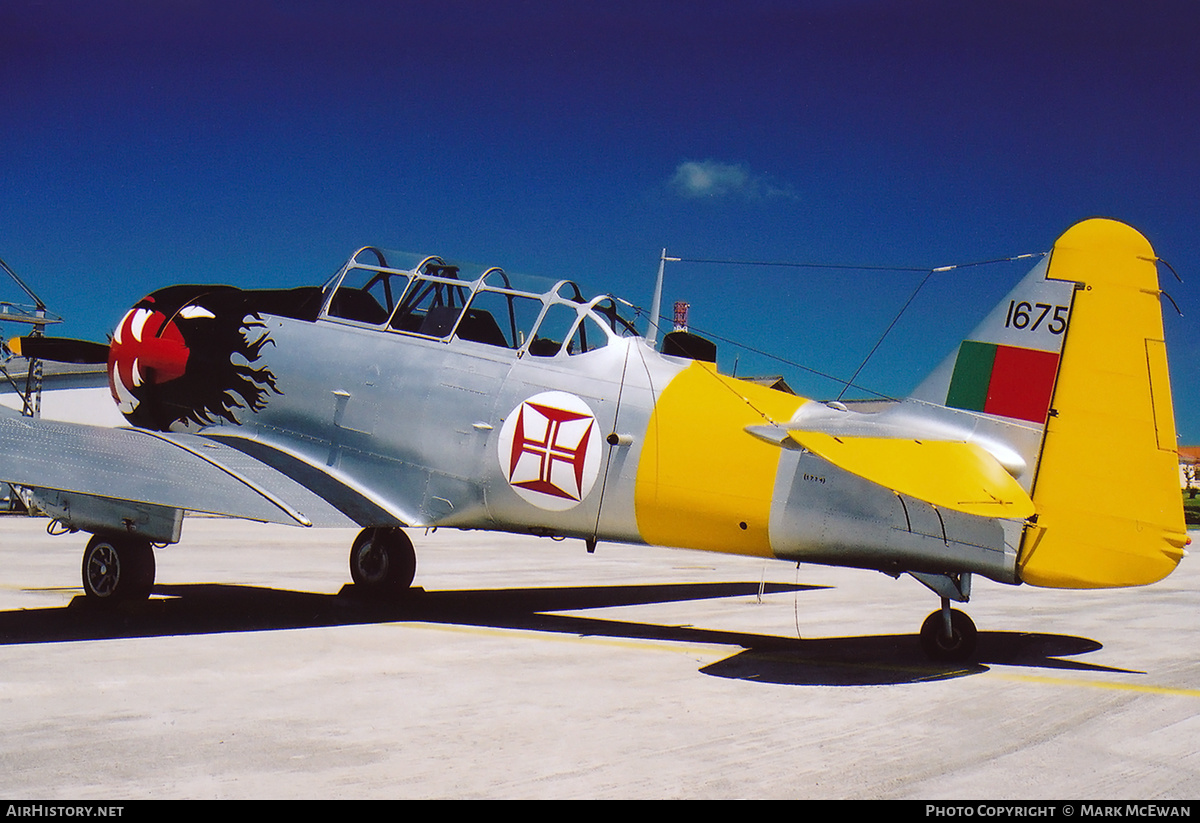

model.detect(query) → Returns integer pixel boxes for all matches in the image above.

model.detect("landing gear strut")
[349,527,416,595]
[81,533,155,603]
[919,598,977,662]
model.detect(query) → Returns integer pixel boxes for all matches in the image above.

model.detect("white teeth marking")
[131,357,142,387]
[110,362,139,414]
[130,308,151,343]
[178,304,215,320]
[113,309,136,345]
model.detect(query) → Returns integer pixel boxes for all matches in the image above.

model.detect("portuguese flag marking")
[945,341,1060,424]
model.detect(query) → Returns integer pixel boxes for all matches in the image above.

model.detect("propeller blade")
[7,336,109,364]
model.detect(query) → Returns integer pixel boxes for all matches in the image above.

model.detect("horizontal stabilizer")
[780,429,1035,519]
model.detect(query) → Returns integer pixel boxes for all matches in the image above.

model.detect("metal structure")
[0,257,63,419]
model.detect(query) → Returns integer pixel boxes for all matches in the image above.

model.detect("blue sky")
[3,0,1199,440]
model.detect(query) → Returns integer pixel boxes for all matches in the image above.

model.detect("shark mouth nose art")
[108,301,193,414]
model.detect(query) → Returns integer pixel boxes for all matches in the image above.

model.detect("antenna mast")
[647,248,680,346]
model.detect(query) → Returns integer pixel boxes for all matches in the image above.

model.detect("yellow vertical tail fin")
[1018,218,1187,588]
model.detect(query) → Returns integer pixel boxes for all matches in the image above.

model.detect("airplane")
[0,217,1188,662]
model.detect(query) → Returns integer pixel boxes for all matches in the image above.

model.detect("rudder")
[1018,218,1186,588]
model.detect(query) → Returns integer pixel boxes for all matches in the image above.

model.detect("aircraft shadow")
[0,580,1127,687]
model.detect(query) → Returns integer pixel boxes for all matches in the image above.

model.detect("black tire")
[919,608,978,662]
[349,527,416,594]
[81,534,155,603]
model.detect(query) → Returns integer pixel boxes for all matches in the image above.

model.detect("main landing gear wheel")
[81,534,156,604]
[349,527,416,595]
[919,607,978,662]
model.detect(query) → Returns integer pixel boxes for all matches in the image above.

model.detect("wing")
[0,406,378,533]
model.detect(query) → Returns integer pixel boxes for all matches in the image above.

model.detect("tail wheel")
[81,534,155,603]
[919,608,977,662]
[349,527,416,594]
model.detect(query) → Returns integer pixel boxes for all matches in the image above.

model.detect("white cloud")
[669,159,796,201]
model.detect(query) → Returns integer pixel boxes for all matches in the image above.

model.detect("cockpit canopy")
[319,247,640,357]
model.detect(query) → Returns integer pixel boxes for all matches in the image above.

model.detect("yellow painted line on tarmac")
[990,671,1200,699]
[386,623,1200,696]
[388,620,734,659]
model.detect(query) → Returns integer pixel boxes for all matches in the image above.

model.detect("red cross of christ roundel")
[497,391,602,511]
